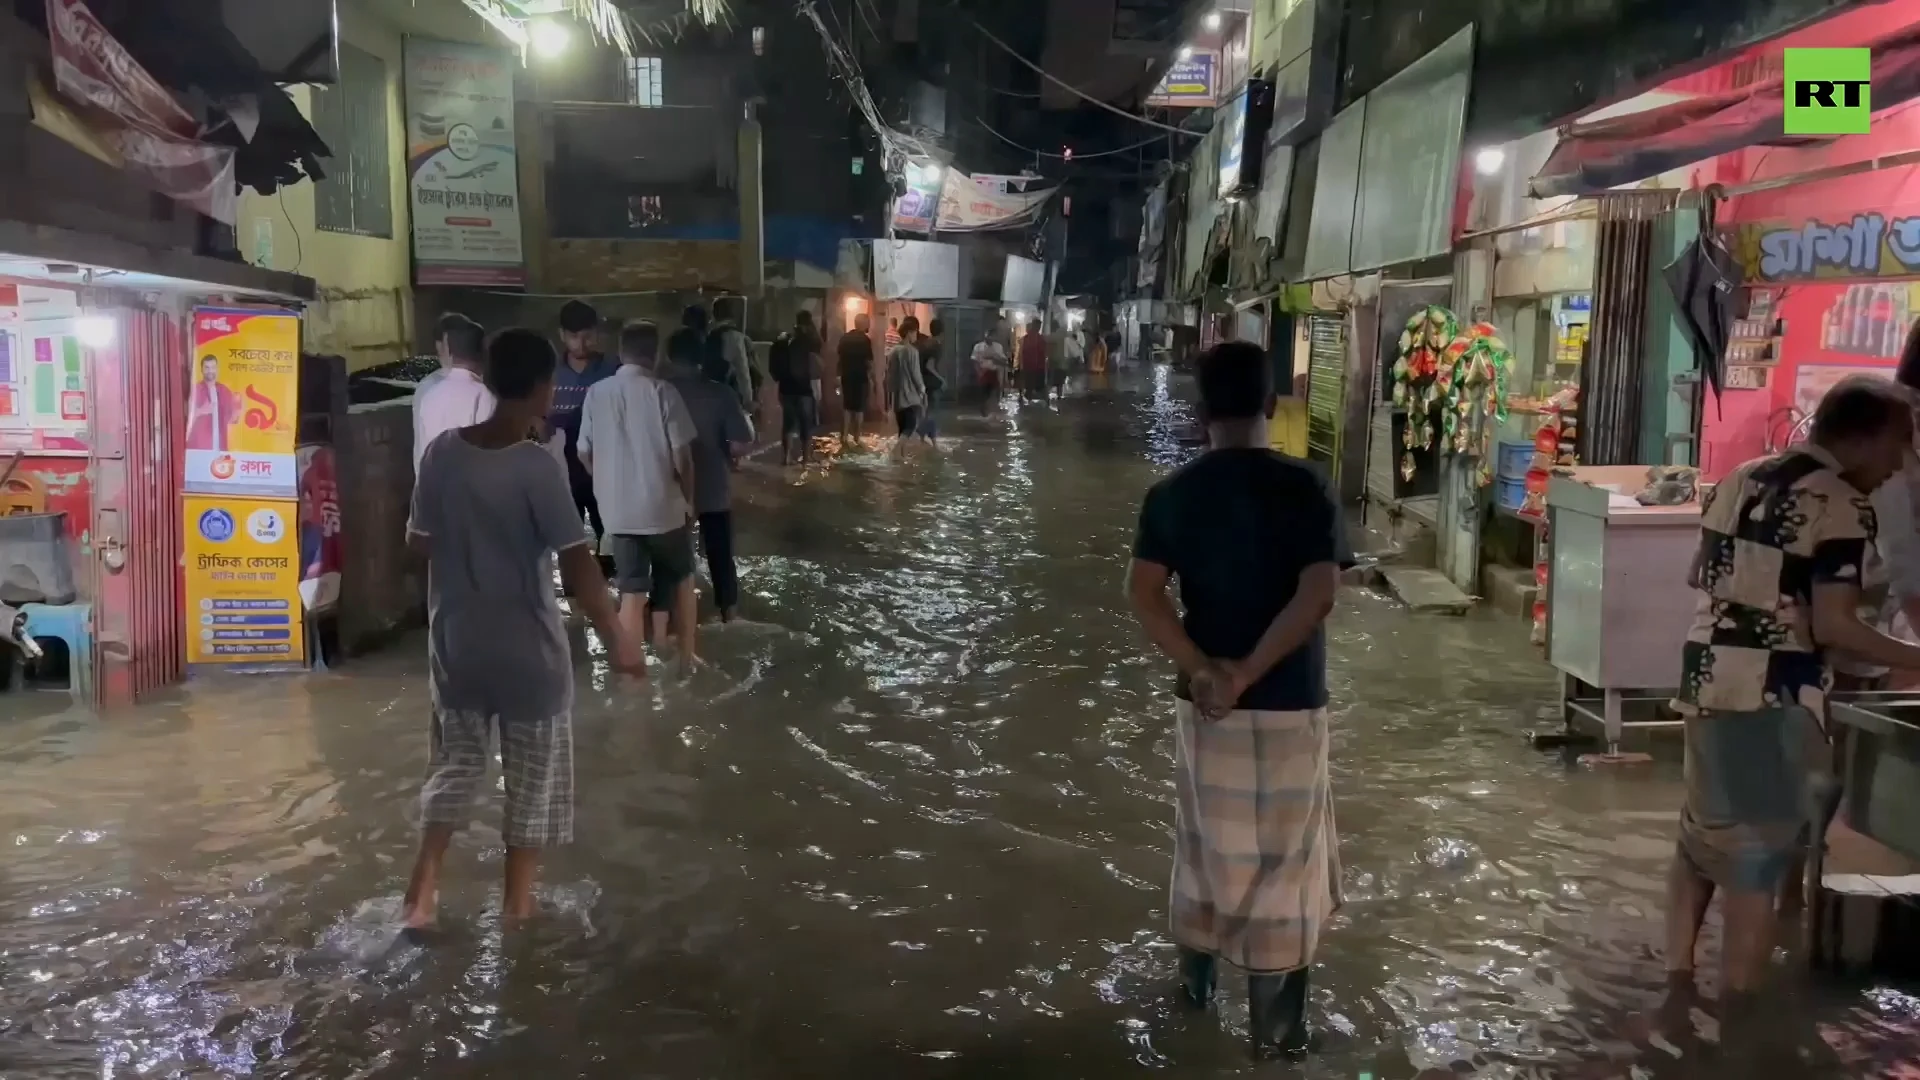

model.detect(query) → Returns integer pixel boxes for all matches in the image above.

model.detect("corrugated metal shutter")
[98,309,187,706]
[1366,402,1396,504]
[1305,315,1344,466]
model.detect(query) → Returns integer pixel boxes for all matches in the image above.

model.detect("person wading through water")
[1664,375,1920,1022]
[772,310,823,465]
[1126,340,1350,1058]
[577,321,702,677]
[886,315,929,459]
[838,312,876,448]
[551,300,617,547]
[660,335,755,623]
[917,317,946,448]
[402,328,644,929]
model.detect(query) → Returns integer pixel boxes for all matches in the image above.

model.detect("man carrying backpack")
[772,310,823,466]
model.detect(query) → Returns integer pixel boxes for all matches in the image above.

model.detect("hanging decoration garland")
[1389,306,1460,481]
[1447,322,1514,486]
[1389,307,1513,483]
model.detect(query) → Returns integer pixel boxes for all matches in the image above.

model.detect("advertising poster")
[890,166,943,234]
[185,307,299,497]
[0,283,88,452]
[296,443,342,615]
[403,38,526,286]
[934,170,1055,232]
[1146,52,1217,108]
[183,495,305,667]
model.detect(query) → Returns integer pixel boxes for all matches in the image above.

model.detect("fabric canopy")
[1530,21,1920,198]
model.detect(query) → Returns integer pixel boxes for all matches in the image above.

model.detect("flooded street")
[1,368,1915,1078]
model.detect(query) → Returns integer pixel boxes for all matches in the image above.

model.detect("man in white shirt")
[577,320,699,676]
[972,333,1007,415]
[413,314,494,472]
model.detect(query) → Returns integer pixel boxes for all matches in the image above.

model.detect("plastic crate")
[1496,439,1534,480]
[1496,475,1528,511]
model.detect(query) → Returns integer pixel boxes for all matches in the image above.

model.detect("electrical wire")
[974,117,1167,160]
[278,188,303,274]
[959,16,1200,137]
[853,0,885,43]
[793,0,934,166]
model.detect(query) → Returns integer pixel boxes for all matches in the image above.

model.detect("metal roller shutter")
[1304,315,1344,466]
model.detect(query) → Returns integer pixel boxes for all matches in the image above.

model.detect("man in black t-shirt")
[772,311,823,465]
[1127,340,1351,1059]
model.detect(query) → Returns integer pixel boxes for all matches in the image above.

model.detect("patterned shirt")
[1674,445,1876,718]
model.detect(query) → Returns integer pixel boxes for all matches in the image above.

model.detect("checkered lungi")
[421,708,575,848]
[1170,701,1341,974]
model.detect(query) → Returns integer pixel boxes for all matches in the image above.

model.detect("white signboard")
[402,38,525,287]
[872,240,960,300]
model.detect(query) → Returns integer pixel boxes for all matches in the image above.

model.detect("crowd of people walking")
[398,299,1103,935]
[396,298,1154,1042]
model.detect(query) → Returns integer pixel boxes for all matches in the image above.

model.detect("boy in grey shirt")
[402,328,644,928]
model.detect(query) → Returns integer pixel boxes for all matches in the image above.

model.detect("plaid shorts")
[421,708,575,848]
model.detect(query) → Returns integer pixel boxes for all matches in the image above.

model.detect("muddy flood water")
[1,367,1916,1079]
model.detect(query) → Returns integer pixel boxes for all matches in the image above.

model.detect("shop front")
[1702,101,1920,478]
[0,243,311,707]
[1289,26,1474,531]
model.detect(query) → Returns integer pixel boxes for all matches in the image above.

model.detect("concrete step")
[1379,566,1476,615]
[1481,564,1539,618]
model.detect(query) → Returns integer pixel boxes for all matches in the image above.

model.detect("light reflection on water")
[0,369,1911,1078]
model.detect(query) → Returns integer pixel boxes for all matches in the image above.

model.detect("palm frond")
[557,0,733,54]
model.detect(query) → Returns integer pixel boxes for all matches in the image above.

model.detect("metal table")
[1543,470,1701,753]
[1827,694,1920,865]
[1810,693,1920,973]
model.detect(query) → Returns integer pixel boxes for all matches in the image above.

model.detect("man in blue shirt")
[551,300,618,542]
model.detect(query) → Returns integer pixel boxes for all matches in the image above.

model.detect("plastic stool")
[19,602,92,703]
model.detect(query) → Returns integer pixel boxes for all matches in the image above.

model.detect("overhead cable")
[960,17,1201,137]
[973,117,1168,160]
[794,0,936,165]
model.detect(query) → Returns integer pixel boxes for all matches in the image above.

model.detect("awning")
[1530,20,1920,198]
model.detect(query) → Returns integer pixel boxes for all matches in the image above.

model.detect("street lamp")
[1203,11,1221,30]
[1178,45,1194,61]
[1474,147,1506,175]
[530,18,571,58]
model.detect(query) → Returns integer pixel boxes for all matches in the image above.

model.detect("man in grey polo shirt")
[577,320,699,677]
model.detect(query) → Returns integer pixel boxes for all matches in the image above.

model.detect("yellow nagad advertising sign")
[183,495,305,667]
[185,307,299,497]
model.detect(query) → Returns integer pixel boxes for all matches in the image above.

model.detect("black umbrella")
[1662,198,1737,416]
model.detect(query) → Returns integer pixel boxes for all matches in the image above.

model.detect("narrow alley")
[0,374,1912,1079]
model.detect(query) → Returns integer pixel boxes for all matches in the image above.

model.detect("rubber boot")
[1177,946,1217,1009]
[1248,967,1311,1058]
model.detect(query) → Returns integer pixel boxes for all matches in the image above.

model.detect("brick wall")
[547,238,742,294]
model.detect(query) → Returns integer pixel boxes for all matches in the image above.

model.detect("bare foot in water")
[401,892,437,930]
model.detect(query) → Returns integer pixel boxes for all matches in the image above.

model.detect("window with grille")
[309,43,393,238]
[623,57,663,107]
